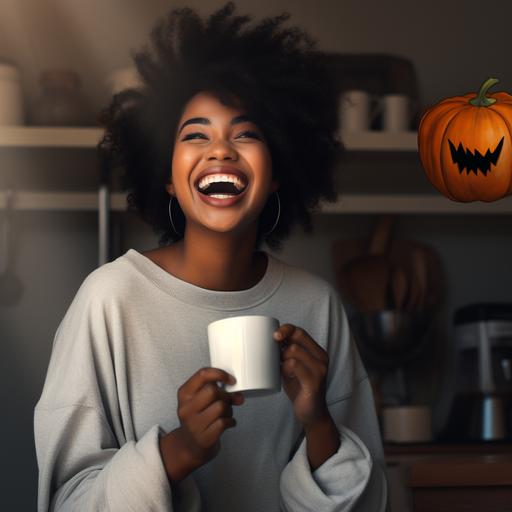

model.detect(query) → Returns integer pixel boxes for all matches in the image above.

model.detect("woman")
[34,4,388,511]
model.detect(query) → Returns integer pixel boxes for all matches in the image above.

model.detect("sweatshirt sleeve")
[33,269,185,511]
[279,288,388,512]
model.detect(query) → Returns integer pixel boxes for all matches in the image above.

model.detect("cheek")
[171,146,198,179]
[246,145,273,180]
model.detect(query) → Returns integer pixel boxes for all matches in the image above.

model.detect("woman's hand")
[273,324,331,428]
[159,368,245,483]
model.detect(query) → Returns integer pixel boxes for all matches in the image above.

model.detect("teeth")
[198,174,246,191]
[209,194,236,199]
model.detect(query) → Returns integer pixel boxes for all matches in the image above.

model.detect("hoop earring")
[263,191,281,236]
[168,196,183,237]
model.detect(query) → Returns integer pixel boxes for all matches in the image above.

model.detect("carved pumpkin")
[418,77,512,202]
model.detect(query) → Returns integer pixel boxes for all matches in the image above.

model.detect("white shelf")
[0,126,102,148]
[0,191,125,211]
[320,194,512,214]
[1,128,510,214]
[2,190,512,214]
[339,130,418,151]
[0,126,417,151]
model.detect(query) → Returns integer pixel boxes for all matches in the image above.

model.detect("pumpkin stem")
[469,77,499,107]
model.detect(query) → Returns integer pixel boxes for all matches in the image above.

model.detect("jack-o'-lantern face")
[448,136,503,177]
[418,78,512,202]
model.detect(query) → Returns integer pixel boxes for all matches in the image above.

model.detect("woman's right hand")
[159,367,245,483]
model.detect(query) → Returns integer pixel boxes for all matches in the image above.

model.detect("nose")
[206,138,238,161]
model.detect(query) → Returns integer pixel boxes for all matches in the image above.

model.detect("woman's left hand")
[273,324,330,428]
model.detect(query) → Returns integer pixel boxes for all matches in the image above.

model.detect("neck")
[168,224,266,291]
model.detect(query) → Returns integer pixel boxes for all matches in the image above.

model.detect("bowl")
[349,310,432,368]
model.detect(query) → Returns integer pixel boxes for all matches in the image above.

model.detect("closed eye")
[181,130,261,141]
[237,131,261,139]
[181,132,208,141]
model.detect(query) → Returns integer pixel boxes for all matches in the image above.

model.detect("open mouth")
[196,174,248,199]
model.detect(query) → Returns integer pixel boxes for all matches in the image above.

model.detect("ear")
[166,182,176,196]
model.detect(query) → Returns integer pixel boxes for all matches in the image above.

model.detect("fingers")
[179,367,236,400]
[280,343,327,383]
[174,367,246,470]
[199,397,235,433]
[178,368,244,432]
[274,324,329,365]
[186,382,244,416]
[202,412,237,442]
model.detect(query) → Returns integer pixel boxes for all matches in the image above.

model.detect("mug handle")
[369,95,420,128]
[369,95,384,124]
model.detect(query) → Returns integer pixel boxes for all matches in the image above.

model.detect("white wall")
[1,0,512,116]
[1,1,512,510]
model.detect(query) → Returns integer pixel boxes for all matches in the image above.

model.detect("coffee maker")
[440,303,512,442]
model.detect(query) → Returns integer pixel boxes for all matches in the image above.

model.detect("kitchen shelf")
[1,127,511,214]
[340,130,418,151]
[0,126,417,151]
[320,194,512,214]
[2,190,512,214]
[0,126,101,148]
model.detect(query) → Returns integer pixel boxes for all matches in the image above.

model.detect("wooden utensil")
[341,215,395,311]
[331,238,366,305]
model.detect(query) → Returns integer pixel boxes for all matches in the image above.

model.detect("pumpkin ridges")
[429,105,463,200]
[419,102,464,199]
[487,91,512,105]
[477,108,509,200]
[466,107,509,200]
[440,106,479,201]
[488,102,512,197]
[441,106,511,201]
[418,80,512,202]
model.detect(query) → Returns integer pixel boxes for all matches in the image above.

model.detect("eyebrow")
[178,114,252,135]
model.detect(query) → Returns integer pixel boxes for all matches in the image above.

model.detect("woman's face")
[168,90,278,237]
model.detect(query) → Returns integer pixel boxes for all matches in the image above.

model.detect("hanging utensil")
[343,215,395,311]
[0,188,24,306]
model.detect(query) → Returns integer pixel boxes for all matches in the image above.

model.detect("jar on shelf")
[0,62,25,125]
[32,69,90,126]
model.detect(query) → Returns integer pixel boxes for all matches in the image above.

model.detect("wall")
[1,1,512,510]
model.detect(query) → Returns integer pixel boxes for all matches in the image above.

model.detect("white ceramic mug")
[208,315,281,396]
[382,405,432,443]
[0,63,24,125]
[379,94,415,132]
[339,90,381,132]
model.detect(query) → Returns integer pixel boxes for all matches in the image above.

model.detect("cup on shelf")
[32,69,91,126]
[0,62,24,125]
[339,90,381,132]
[379,94,416,132]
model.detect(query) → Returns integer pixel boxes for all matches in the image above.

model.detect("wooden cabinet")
[385,443,512,512]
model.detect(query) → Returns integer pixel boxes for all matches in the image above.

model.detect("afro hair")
[98,2,343,252]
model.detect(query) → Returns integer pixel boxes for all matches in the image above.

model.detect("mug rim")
[208,314,279,329]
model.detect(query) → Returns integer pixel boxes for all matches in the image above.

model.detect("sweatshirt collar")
[123,248,284,311]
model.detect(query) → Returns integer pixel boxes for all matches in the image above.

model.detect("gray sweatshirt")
[34,248,388,511]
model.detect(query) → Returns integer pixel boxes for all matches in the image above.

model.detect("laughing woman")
[34,3,387,511]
